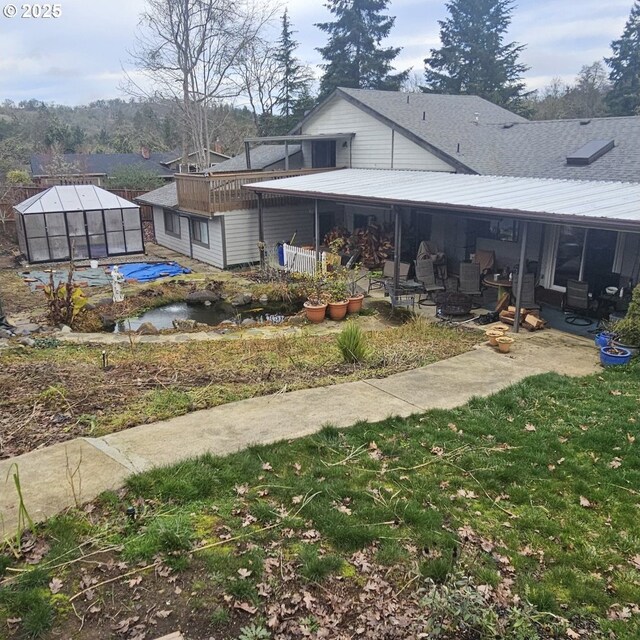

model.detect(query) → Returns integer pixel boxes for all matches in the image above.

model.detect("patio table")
[483,275,513,310]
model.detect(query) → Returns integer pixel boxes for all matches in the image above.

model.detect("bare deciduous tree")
[125,0,275,169]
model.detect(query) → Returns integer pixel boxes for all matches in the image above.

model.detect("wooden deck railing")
[175,168,339,215]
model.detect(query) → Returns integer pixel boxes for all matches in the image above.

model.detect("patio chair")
[517,273,541,312]
[472,249,495,276]
[417,240,447,283]
[385,282,416,312]
[458,261,482,307]
[562,279,593,326]
[414,258,444,306]
[368,260,410,292]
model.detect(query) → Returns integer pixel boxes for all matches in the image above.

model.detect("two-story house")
[138,88,640,298]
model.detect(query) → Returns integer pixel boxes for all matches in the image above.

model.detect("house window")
[164,210,180,237]
[488,219,519,243]
[190,217,209,247]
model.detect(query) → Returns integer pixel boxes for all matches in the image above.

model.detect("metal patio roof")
[14,185,138,215]
[244,169,640,231]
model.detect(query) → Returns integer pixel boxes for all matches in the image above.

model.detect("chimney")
[213,138,223,155]
[140,145,150,160]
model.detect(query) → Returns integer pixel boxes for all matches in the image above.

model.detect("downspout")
[393,206,401,292]
[244,141,252,170]
[512,221,529,334]
[314,199,320,264]
[257,192,265,268]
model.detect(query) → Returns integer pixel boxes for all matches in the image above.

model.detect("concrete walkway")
[0,330,598,538]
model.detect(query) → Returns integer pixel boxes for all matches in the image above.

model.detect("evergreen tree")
[423,0,529,113]
[275,9,312,123]
[316,0,407,98]
[605,1,640,116]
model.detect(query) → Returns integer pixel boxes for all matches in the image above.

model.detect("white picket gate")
[282,243,327,276]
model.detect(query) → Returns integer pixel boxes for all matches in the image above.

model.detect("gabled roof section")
[207,144,302,173]
[15,185,137,214]
[30,153,176,178]
[293,88,528,174]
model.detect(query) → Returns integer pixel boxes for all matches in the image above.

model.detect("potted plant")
[302,275,329,324]
[326,273,350,321]
[600,345,632,367]
[344,265,365,314]
[611,284,640,356]
[495,335,514,353]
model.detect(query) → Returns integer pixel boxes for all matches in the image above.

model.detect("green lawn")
[1,361,639,639]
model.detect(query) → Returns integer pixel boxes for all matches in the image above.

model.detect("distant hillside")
[0,98,257,179]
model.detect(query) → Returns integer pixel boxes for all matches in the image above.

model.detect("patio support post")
[513,221,529,333]
[244,141,252,170]
[257,192,265,268]
[284,141,289,170]
[314,200,320,263]
[393,206,401,292]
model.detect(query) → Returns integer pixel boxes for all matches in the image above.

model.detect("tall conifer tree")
[275,10,313,125]
[605,1,640,116]
[316,0,407,98]
[424,0,529,113]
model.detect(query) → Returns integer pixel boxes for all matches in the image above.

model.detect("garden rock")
[137,322,159,335]
[172,319,198,331]
[259,294,269,304]
[288,315,306,326]
[18,337,36,347]
[99,314,116,331]
[231,292,253,307]
[186,290,221,305]
[59,325,72,334]
[0,328,13,339]
[17,323,41,335]
[241,318,257,327]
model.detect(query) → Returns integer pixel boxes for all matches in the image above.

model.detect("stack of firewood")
[323,224,395,268]
[499,306,547,331]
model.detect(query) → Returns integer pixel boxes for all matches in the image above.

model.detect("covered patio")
[245,169,640,334]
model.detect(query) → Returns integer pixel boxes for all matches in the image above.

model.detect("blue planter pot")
[600,346,632,367]
[595,332,616,348]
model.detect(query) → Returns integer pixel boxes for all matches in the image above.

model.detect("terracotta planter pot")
[347,294,365,314]
[485,329,505,346]
[496,336,514,353]
[303,301,327,324]
[327,301,349,321]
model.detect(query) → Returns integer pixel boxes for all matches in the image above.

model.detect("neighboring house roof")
[136,181,179,209]
[30,153,177,178]
[164,148,231,165]
[295,88,640,183]
[207,144,302,173]
[15,185,137,214]
[244,168,640,232]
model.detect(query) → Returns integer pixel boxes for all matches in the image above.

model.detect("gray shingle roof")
[484,117,640,182]
[135,181,178,208]
[30,153,176,178]
[207,144,301,173]
[330,88,640,183]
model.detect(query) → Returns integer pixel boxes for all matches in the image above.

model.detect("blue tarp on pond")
[117,262,191,282]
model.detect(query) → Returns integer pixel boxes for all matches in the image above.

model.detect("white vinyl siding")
[154,207,191,255]
[392,131,453,171]
[153,206,225,268]
[223,204,316,266]
[300,96,454,172]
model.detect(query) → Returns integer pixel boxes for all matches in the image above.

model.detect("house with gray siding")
[139,87,640,296]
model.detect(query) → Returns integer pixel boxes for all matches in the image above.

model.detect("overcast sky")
[0,0,634,105]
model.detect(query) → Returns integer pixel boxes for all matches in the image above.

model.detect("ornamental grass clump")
[336,322,369,364]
